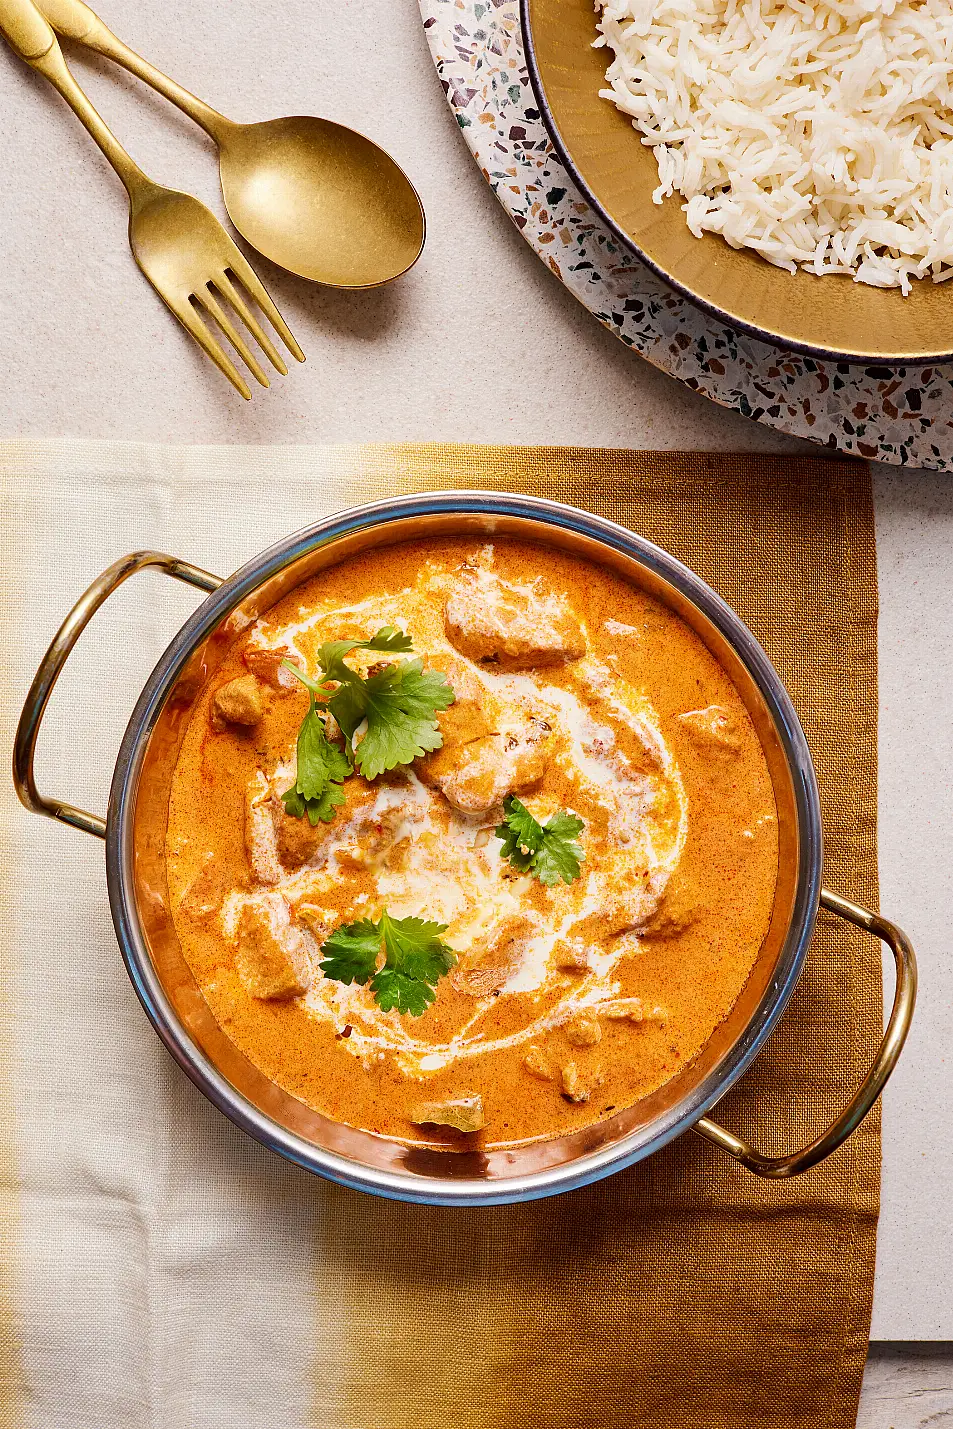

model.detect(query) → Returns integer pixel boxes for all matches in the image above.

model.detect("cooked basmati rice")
[595,0,953,292]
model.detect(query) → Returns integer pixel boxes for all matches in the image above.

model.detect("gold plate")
[523,0,953,363]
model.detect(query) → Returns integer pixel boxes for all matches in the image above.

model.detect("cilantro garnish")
[319,910,456,1016]
[340,659,455,781]
[495,796,585,886]
[280,629,454,822]
[281,679,352,825]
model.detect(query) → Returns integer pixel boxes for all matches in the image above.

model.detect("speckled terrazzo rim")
[419,0,953,470]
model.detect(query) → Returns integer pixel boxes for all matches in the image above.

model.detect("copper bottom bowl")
[14,493,916,1203]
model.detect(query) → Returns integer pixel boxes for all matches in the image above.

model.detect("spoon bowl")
[36,0,427,287]
[218,115,425,288]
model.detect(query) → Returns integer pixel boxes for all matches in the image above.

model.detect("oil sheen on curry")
[166,537,778,1147]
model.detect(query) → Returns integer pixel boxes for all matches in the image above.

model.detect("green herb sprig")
[319,910,456,1016]
[495,795,585,887]
[281,686,351,825]
[281,628,455,822]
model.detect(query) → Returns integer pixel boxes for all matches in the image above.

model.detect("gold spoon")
[37,0,427,288]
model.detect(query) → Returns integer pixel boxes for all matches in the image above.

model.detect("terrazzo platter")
[419,0,953,470]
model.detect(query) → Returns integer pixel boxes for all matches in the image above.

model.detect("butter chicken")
[166,538,778,1147]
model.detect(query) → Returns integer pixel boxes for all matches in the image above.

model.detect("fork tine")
[221,253,306,364]
[211,273,288,377]
[194,286,271,388]
[172,300,252,400]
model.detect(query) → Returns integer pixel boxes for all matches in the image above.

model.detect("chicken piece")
[274,801,328,872]
[678,705,742,754]
[274,786,421,880]
[415,698,495,808]
[332,795,427,874]
[420,705,554,816]
[560,1062,601,1103]
[565,1015,602,1048]
[639,874,699,940]
[523,1046,555,1081]
[246,761,351,883]
[453,915,530,997]
[211,675,263,731]
[243,646,301,691]
[576,856,672,940]
[245,773,283,886]
[598,890,662,938]
[420,696,496,776]
[594,998,652,1023]
[578,879,662,941]
[554,940,592,972]
[444,567,586,670]
[411,1095,485,1133]
[292,902,331,940]
[452,956,516,998]
[234,896,313,1000]
[582,862,693,943]
[437,731,548,815]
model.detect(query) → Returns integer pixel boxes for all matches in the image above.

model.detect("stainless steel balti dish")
[13,493,916,1204]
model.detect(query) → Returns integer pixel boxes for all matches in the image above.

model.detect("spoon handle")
[35,0,235,143]
[0,0,152,199]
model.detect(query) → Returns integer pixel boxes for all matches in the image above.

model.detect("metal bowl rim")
[105,489,822,1205]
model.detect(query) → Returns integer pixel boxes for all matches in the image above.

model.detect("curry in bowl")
[166,535,778,1148]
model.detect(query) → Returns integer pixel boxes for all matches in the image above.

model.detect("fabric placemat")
[0,441,878,1429]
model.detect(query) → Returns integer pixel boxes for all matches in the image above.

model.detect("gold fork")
[0,0,304,398]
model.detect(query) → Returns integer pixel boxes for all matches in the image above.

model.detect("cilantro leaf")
[371,968,438,1017]
[319,918,381,985]
[495,796,585,886]
[313,640,367,686]
[294,701,351,799]
[324,678,369,746]
[531,810,586,886]
[350,659,455,780]
[281,675,352,825]
[362,626,414,654]
[282,782,347,826]
[319,909,456,1016]
[281,630,455,820]
[495,795,545,871]
[314,627,414,685]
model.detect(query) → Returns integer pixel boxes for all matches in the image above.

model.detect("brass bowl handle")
[694,888,917,1177]
[13,551,222,839]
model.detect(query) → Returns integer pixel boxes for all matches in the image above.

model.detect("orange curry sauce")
[166,537,778,1148]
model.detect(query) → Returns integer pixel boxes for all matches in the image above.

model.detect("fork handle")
[0,0,153,199]
[35,0,234,143]
[0,0,52,55]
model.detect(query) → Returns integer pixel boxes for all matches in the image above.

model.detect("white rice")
[595,0,953,291]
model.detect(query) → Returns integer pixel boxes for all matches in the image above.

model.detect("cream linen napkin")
[1,441,353,1429]
[0,441,879,1429]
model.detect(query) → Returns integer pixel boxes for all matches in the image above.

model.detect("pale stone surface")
[871,469,953,1340]
[0,0,950,1365]
[861,1346,953,1427]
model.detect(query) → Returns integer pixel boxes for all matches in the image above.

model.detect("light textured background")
[0,0,950,1403]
